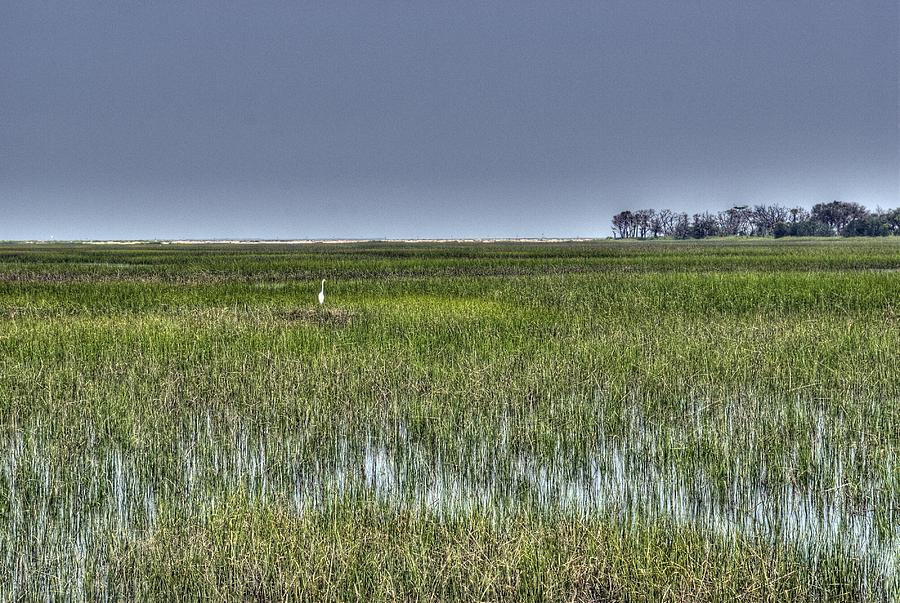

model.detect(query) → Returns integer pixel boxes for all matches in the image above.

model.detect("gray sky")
[2,1,897,239]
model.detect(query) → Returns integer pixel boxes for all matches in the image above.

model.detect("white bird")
[318,279,326,305]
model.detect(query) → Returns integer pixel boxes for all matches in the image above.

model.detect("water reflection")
[1,413,896,598]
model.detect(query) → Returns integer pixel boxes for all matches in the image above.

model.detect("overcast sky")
[2,1,897,239]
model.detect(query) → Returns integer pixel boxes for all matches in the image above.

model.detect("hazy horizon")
[3,1,898,240]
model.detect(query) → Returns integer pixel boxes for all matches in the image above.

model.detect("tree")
[655,209,678,236]
[842,216,890,237]
[690,212,720,239]
[612,209,664,239]
[612,211,635,239]
[649,211,666,238]
[634,209,655,239]
[772,219,833,238]
[878,208,900,235]
[717,206,751,236]
[671,212,691,239]
[751,204,788,237]
[611,202,898,239]
[788,207,809,223]
[811,201,869,234]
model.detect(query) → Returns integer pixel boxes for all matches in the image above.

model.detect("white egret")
[318,279,326,305]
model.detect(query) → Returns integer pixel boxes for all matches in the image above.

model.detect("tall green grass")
[0,239,898,601]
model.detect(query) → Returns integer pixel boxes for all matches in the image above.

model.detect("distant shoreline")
[5,235,895,244]
[12,238,605,245]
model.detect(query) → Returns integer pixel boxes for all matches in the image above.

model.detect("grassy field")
[0,238,898,601]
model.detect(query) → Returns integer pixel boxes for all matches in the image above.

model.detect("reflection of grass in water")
[0,239,898,600]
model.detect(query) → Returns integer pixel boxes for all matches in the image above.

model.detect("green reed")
[0,239,898,601]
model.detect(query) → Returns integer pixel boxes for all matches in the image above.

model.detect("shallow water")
[1,410,896,599]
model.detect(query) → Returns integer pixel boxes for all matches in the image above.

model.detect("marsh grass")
[0,239,898,601]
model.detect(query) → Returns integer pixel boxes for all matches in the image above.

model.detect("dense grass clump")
[0,239,898,601]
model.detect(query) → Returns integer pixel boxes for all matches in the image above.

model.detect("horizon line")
[2,237,608,245]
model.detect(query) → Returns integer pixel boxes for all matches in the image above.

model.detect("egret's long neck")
[320,280,325,293]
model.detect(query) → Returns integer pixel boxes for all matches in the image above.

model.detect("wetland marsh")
[0,239,898,601]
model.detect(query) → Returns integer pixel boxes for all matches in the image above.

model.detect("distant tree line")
[611,201,900,239]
